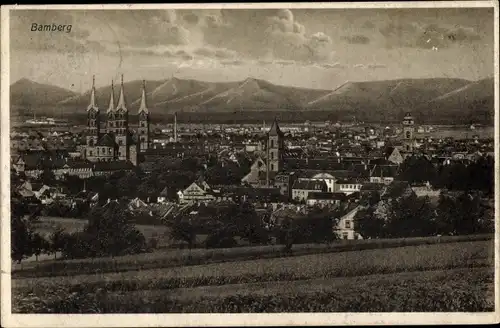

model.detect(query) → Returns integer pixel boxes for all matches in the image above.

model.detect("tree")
[385,194,437,238]
[233,202,268,245]
[31,233,49,261]
[60,201,147,259]
[11,198,39,263]
[436,191,492,236]
[49,227,69,259]
[167,216,197,257]
[354,206,385,239]
[397,156,437,184]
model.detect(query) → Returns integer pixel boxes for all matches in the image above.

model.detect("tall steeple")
[138,79,150,153]
[268,116,283,137]
[116,74,127,112]
[138,80,148,114]
[87,75,98,112]
[107,80,115,113]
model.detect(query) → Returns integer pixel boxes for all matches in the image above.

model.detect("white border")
[1,2,499,327]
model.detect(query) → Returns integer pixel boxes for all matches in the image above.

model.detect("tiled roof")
[292,179,327,191]
[92,160,134,171]
[307,192,347,200]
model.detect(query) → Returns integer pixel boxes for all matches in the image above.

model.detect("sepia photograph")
[1,1,499,326]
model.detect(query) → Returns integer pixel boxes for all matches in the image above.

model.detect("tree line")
[397,155,494,195]
[355,190,494,239]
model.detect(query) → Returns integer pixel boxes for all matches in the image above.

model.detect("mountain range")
[10,76,494,124]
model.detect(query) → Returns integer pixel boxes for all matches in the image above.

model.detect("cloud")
[322,63,347,69]
[342,35,371,44]
[351,63,387,69]
[204,9,334,64]
[193,46,238,59]
[220,59,245,66]
[263,10,334,62]
[380,21,482,49]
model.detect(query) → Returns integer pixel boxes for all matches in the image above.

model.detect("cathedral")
[84,75,150,166]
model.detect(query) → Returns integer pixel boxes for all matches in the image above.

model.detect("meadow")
[12,237,495,313]
[13,233,492,278]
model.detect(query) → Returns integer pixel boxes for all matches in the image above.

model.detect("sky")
[9,7,495,92]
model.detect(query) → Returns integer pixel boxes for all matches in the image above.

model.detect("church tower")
[115,74,129,161]
[137,80,150,152]
[402,112,415,153]
[106,80,116,134]
[85,75,100,160]
[266,118,284,185]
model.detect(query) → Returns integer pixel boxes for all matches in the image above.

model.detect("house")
[411,182,441,198]
[297,171,338,193]
[369,165,398,184]
[157,186,169,203]
[178,180,216,204]
[270,206,307,226]
[336,180,363,195]
[292,180,327,202]
[274,171,298,200]
[306,192,347,207]
[128,197,149,212]
[386,147,404,165]
[74,190,99,207]
[333,205,363,240]
[92,160,135,176]
[241,157,267,186]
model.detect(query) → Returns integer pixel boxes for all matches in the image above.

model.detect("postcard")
[1,2,499,327]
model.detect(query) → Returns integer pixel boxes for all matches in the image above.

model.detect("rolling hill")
[9,76,494,124]
[10,78,78,108]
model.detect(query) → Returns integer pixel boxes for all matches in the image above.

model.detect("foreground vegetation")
[13,234,492,278]
[12,239,494,313]
[13,267,493,313]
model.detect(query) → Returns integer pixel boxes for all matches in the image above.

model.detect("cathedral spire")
[138,79,148,114]
[107,80,115,113]
[116,74,127,112]
[87,75,98,111]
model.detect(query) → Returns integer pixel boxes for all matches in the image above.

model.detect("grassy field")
[32,216,170,246]
[12,238,494,313]
[12,234,492,278]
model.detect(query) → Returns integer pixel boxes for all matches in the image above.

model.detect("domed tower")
[402,112,415,153]
[85,75,100,160]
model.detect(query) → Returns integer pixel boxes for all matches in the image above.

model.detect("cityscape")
[5,4,497,320]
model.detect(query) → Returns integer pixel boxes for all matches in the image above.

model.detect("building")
[292,179,327,202]
[337,180,363,195]
[84,75,150,166]
[402,112,415,154]
[266,118,285,186]
[333,205,363,240]
[177,180,216,204]
[306,192,347,207]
